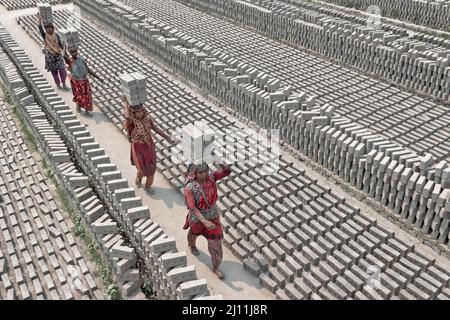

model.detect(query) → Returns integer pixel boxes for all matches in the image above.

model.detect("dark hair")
[130,104,144,110]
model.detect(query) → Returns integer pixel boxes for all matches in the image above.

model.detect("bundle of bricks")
[59,28,81,52]
[181,121,215,164]
[21,6,450,299]
[0,24,217,300]
[37,3,54,25]
[120,72,148,107]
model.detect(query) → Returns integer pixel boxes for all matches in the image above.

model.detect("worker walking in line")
[63,47,99,115]
[183,162,231,280]
[122,97,173,193]
[38,14,69,91]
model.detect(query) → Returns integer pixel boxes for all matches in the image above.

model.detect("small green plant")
[2,83,37,151]
[45,168,54,179]
[106,284,121,300]
[74,215,86,237]
[4,90,12,105]
[141,278,156,300]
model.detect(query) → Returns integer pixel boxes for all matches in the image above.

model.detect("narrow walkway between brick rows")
[0,4,273,299]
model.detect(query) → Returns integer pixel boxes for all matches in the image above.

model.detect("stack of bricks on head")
[59,29,81,52]
[182,121,216,165]
[120,71,148,107]
[37,3,53,25]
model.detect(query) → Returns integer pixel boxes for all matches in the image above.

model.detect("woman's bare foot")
[135,175,143,188]
[144,185,154,194]
[213,269,225,280]
[190,247,200,256]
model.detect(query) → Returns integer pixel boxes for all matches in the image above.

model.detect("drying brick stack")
[174,0,450,104]
[307,0,450,31]
[37,3,54,25]
[59,28,81,51]
[120,72,148,106]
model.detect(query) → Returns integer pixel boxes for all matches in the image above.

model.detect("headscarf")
[128,104,153,143]
[185,163,209,186]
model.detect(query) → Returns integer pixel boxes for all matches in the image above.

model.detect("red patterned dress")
[183,167,231,269]
[67,56,93,111]
[123,110,157,177]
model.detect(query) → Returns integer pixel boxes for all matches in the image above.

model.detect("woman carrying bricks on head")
[63,47,99,115]
[183,162,231,280]
[38,14,69,91]
[122,97,172,193]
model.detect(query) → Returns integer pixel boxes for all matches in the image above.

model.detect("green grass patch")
[1,82,38,151]
[48,167,122,300]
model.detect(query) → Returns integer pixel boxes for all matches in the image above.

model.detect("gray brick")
[277,238,294,255]
[260,273,278,293]
[379,273,401,296]
[302,272,322,293]
[261,247,278,267]
[269,241,286,261]
[319,261,338,282]
[243,258,261,277]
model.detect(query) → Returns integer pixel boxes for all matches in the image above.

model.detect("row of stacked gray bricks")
[0,61,105,299]
[278,0,450,47]
[302,0,450,31]
[278,0,411,38]
[176,0,450,103]
[75,0,450,247]
[413,32,450,49]
[0,104,103,300]
[33,6,450,300]
[283,112,450,246]
[0,25,217,300]
[79,1,450,159]
[76,0,450,162]
[0,0,62,11]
